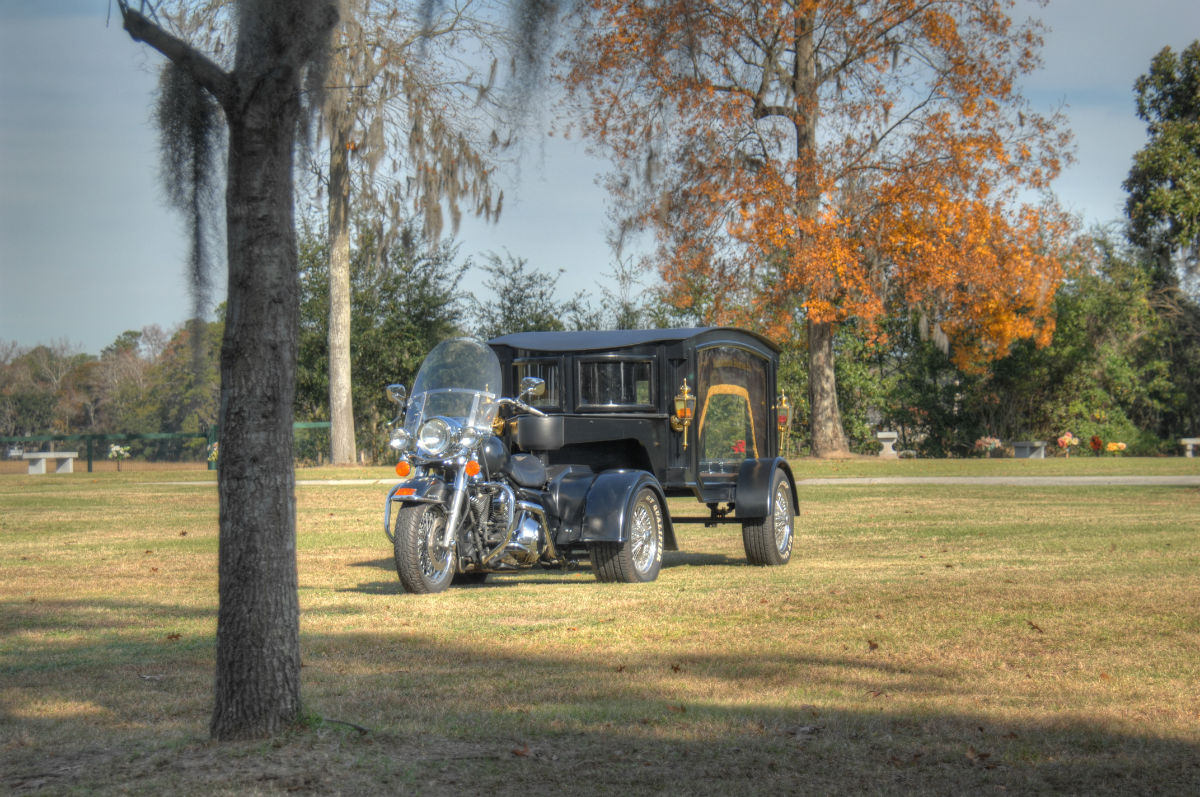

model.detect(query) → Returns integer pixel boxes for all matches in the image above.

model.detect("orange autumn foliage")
[563,0,1075,370]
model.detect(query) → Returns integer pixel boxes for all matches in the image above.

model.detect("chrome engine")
[472,482,550,569]
[508,511,543,565]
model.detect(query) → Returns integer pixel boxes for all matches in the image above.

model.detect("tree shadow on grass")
[345,549,741,582]
[342,580,404,595]
[662,550,742,568]
[2,599,1199,796]
[339,572,597,594]
[348,558,395,571]
[339,562,741,596]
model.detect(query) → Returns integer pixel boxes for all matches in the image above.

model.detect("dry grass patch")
[1,471,1198,795]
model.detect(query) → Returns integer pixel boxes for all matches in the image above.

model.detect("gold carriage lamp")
[776,393,792,435]
[776,393,793,457]
[671,380,696,449]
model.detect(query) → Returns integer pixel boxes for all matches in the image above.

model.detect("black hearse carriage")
[488,327,797,561]
[383,327,796,592]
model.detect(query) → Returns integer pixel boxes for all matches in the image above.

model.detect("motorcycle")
[382,337,668,594]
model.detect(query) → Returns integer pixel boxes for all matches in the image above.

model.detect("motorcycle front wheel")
[393,503,455,594]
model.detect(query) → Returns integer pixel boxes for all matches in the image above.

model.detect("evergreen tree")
[1125,40,1200,276]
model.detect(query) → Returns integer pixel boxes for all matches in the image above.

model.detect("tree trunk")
[120,0,339,743]
[807,318,849,457]
[210,74,304,742]
[792,13,846,458]
[327,110,357,465]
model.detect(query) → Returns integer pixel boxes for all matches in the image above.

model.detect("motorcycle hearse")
[382,327,797,593]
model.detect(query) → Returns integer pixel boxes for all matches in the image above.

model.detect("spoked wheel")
[589,487,664,583]
[742,470,794,566]
[393,503,455,594]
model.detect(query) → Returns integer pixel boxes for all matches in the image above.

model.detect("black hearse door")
[693,342,774,504]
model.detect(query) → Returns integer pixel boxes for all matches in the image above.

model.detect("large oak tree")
[117,0,338,739]
[564,0,1073,454]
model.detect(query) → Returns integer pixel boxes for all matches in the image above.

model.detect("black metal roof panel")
[488,327,779,354]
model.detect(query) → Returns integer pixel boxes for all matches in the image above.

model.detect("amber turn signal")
[395,461,411,478]
[465,460,481,477]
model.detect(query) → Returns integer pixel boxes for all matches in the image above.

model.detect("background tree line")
[5,221,1198,460]
[0,220,661,460]
[1,322,221,460]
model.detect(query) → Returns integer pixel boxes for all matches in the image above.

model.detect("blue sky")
[2,0,1199,353]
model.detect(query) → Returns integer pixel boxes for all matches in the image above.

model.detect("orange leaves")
[869,158,1071,368]
[564,1,1071,358]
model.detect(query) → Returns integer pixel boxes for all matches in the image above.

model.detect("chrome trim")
[417,417,456,457]
[383,481,442,542]
[520,500,557,562]
[772,479,793,554]
[440,460,469,551]
[629,492,660,572]
[479,482,518,567]
[476,483,558,567]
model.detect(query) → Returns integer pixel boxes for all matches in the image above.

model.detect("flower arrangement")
[107,443,131,472]
[974,436,1002,454]
[1106,441,1127,455]
[1090,435,1103,455]
[207,442,220,464]
[1056,433,1079,457]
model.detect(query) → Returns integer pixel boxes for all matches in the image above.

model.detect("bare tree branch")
[118,1,234,108]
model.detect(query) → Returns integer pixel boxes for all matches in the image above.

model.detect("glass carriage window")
[696,346,769,471]
[700,387,756,463]
[578,358,654,408]
[514,359,561,408]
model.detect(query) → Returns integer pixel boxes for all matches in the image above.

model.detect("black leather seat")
[504,453,547,488]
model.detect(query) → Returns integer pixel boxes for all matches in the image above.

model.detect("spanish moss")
[508,0,565,105]
[154,60,223,366]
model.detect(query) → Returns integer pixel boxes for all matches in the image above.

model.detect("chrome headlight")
[416,418,456,457]
[458,429,481,450]
[388,428,412,452]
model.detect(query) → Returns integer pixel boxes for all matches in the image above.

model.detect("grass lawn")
[1,458,1198,795]
[7,450,1190,482]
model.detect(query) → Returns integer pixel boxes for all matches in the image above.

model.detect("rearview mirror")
[519,376,546,400]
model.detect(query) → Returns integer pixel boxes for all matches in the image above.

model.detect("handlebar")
[500,397,547,418]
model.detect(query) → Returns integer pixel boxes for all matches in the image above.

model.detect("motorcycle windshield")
[405,338,503,434]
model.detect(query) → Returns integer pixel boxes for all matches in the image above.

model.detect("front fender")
[580,469,677,550]
[735,458,797,519]
[383,476,448,541]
